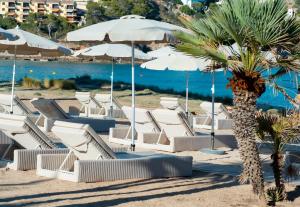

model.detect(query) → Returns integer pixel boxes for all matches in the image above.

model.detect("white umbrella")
[0,26,73,113]
[67,15,188,151]
[75,43,150,117]
[147,46,178,58]
[141,53,209,115]
[0,27,18,40]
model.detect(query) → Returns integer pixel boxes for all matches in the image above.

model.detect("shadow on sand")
[0,171,238,207]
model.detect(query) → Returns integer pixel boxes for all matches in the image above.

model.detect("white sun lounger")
[0,114,68,170]
[109,106,161,146]
[31,98,115,132]
[160,97,185,112]
[193,101,233,130]
[110,107,219,152]
[37,121,193,183]
[0,94,32,115]
[94,93,125,118]
[75,91,106,117]
[144,109,212,152]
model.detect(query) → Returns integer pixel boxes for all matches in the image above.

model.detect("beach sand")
[0,88,299,206]
[0,167,299,207]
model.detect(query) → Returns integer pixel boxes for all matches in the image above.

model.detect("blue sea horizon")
[0,60,298,109]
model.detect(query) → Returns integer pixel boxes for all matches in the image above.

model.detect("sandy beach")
[0,89,299,206]
[0,164,299,207]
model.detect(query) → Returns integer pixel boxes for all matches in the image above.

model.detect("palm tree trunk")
[232,90,265,200]
[271,152,286,198]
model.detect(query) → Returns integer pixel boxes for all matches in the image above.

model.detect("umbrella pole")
[131,41,135,151]
[10,45,17,114]
[211,69,215,150]
[185,71,189,117]
[110,57,114,117]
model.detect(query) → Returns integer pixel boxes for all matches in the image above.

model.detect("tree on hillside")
[85,1,107,25]
[0,16,17,29]
[175,0,300,202]
[102,0,159,19]
[39,14,76,39]
[20,13,45,34]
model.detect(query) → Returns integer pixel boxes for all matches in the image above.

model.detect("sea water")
[0,60,298,109]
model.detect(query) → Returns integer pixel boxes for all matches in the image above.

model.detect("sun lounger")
[193,101,233,130]
[0,113,68,170]
[75,91,106,117]
[31,98,115,132]
[160,97,185,112]
[143,108,210,152]
[37,121,193,182]
[160,97,193,127]
[0,94,32,115]
[109,106,161,145]
[94,93,126,118]
[110,107,231,152]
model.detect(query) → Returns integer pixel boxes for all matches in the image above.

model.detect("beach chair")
[94,93,126,118]
[37,121,193,182]
[0,113,69,170]
[109,106,161,146]
[144,108,212,152]
[110,107,223,152]
[0,94,32,115]
[31,98,115,132]
[160,97,193,127]
[75,91,106,117]
[160,97,185,112]
[193,101,233,130]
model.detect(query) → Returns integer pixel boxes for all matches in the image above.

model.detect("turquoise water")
[0,60,298,109]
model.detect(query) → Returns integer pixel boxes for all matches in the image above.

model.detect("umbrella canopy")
[0,26,72,114]
[0,26,72,56]
[0,27,18,41]
[74,43,150,60]
[141,53,208,116]
[147,46,178,58]
[67,15,188,43]
[142,54,210,71]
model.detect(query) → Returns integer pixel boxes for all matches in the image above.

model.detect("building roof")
[60,0,74,4]
[46,0,60,3]
[31,0,46,3]
[0,0,16,2]
[17,0,30,2]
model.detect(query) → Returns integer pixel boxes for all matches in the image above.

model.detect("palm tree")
[175,0,300,201]
[256,110,300,200]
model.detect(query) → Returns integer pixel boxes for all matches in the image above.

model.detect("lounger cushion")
[0,113,56,149]
[122,106,158,133]
[52,121,116,160]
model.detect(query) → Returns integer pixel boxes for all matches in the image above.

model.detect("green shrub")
[180,5,195,16]
[53,79,63,89]
[34,92,42,96]
[61,80,76,90]
[22,77,41,89]
[266,186,286,205]
[53,79,76,90]
[43,79,53,89]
